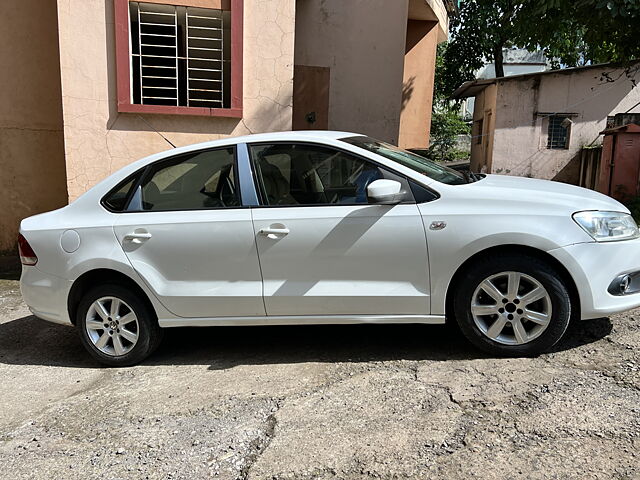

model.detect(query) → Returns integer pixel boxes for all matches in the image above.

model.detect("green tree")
[429,43,470,163]
[442,0,530,92]
[438,0,640,99]
[427,108,471,163]
[525,0,640,67]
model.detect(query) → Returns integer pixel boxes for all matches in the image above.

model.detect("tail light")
[18,234,38,266]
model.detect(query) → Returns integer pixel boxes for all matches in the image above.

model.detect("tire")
[76,284,163,367]
[453,254,571,357]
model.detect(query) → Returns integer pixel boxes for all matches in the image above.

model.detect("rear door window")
[130,147,239,211]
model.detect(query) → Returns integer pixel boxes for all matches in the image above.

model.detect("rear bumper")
[20,266,73,326]
[549,238,640,319]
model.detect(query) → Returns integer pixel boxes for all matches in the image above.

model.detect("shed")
[597,123,640,201]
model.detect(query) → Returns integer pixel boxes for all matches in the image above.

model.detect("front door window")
[249,143,412,206]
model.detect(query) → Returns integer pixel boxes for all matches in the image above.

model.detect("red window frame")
[114,0,243,118]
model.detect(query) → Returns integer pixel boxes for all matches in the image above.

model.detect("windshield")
[341,136,469,185]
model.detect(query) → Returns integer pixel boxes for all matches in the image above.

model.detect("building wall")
[398,20,439,149]
[469,84,497,173]
[491,66,640,181]
[57,0,295,200]
[463,61,548,119]
[0,1,68,253]
[294,0,410,144]
[408,0,449,41]
[294,0,447,147]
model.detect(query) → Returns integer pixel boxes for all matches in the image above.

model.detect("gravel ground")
[0,277,639,479]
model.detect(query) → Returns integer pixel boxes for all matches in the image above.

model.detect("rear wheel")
[453,254,571,356]
[77,284,163,367]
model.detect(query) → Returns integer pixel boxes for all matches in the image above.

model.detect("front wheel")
[76,284,163,367]
[453,254,571,356]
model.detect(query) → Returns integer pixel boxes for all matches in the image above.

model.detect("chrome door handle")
[259,227,290,237]
[123,232,152,242]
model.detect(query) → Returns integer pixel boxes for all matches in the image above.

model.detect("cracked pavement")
[0,277,639,479]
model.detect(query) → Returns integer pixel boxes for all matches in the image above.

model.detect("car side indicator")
[429,221,447,231]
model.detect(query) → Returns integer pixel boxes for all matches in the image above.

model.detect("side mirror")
[366,179,403,205]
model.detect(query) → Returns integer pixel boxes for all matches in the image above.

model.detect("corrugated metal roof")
[452,60,640,99]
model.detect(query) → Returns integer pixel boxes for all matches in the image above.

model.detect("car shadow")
[0,315,613,369]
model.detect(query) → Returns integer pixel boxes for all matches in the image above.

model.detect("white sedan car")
[19,131,640,366]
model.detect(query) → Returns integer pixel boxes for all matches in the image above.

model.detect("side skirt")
[159,314,446,328]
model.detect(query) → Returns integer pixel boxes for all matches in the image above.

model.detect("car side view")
[19,131,640,366]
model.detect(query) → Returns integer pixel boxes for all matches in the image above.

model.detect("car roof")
[166,130,361,152]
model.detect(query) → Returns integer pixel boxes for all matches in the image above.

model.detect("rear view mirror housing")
[367,179,403,205]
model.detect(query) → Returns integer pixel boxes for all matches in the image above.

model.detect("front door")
[248,142,430,316]
[113,146,265,318]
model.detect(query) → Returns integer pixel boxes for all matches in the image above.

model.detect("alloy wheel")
[85,296,140,356]
[470,271,552,346]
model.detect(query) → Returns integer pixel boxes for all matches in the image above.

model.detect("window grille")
[129,2,231,108]
[547,115,570,149]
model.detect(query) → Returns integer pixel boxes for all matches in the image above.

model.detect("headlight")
[573,211,640,242]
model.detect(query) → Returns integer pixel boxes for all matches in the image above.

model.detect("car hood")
[456,174,627,214]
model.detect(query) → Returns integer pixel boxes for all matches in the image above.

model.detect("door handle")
[123,231,152,243]
[259,227,290,238]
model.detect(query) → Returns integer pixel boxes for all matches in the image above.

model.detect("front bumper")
[20,266,73,325]
[549,238,640,319]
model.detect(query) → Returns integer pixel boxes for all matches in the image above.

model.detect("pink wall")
[489,66,640,182]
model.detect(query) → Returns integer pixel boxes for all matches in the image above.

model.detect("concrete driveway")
[0,277,639,479]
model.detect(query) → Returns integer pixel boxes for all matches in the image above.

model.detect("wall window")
[249,144,412,206]
[114,0,243,117]
[547,115,571,149]
[129,2,230,108]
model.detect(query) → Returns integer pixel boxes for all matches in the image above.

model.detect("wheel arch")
[444,244,581,322]
[68,269,158,325]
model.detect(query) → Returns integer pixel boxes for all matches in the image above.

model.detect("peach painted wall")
[490,67,640,181]
[294,0,410,144]
[408,0,448,42]
[56,0,295,200]
[398,20,439,149]
[469,84,497,173]
[294,0,448,147]
[0,1,68,252]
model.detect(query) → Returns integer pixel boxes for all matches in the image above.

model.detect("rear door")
[248,142,431,317]
[112,146,265,318]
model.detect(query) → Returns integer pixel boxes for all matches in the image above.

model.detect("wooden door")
[292,65,330,130]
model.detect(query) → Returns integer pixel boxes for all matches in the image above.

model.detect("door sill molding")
[159,314,446,328]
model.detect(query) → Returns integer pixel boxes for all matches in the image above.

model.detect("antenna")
[137,115,177,149]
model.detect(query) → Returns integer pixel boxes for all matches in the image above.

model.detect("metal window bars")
[130,2,228,108]
[547,115,570,149]
[186,7,225,107]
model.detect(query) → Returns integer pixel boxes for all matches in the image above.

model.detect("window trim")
[101,145,246,213]
[114,0,243,118]
[245,141,441,208]
[101,141,441,214]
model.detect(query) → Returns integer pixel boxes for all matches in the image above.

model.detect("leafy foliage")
[437,0,640,99]
[526,0,640,66]
[433,43,475,109]
[429,44,471,163]
[426,107,470,163]
[439,0,532,97]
